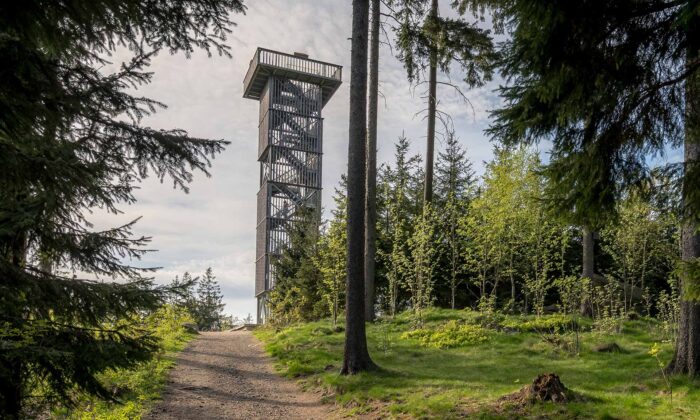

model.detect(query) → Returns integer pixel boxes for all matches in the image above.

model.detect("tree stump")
[501,373,572,406]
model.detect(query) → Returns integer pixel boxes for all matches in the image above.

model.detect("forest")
[273,138,682,330]
[1,0,699,419]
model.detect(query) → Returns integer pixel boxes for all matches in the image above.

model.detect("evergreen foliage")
[316,181,349,326]
[268,208,326,325]
[0,1,245,415]
[434,131,475,308]
[194,268,226,331]
[390,0,496,87]
[476,0,699,376]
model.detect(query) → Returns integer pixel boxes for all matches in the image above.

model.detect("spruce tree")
[269,208,325,324]
[483,0,700,375]
[434,131,474,308]
[343,0,377,375]
[365,0,382,323]
[0,1,245,415]
[390,0,495,205]
[378,136,423,315]
[195,268,225,331]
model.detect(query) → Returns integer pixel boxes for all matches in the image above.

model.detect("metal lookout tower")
[242,48,342,323]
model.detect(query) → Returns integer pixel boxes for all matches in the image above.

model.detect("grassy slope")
[255,309,700,419]
[53,307,197,420]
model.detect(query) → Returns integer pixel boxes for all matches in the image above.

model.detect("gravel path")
[145,330,333,420]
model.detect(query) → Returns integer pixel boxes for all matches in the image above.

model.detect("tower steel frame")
[242,48,342,323]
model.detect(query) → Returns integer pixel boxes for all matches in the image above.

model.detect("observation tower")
[242,48,342,323]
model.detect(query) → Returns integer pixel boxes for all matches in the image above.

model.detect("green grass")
[52,306,197,420]
[255,308,700,419]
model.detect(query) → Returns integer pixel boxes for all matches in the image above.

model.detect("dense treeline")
[271,137,681,329]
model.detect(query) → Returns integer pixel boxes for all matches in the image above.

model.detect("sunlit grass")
[255,308,700,419]
[52,306,197,420]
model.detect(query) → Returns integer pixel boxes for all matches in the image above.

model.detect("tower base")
[256,293,270,324]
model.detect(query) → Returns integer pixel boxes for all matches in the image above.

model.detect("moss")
[401,320,489,348]
[500,314,579,333]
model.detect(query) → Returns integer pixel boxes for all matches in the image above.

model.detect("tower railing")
[244,48,342,92]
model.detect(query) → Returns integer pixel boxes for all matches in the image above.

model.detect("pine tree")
[434,131,474,308]
[343,0,377,375]
[195,268,225,331]
[390,0,495,204]
[269,208,326,324]
[0,1,245,415]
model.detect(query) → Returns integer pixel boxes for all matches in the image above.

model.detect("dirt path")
[145,330,333,420]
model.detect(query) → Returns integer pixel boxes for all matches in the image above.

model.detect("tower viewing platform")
[243,48,342,106]
[242,48,342,323]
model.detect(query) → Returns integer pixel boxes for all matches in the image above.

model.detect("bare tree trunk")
[1,233,26,417]
[364,0,380,323]
[580,225,595,315]
[670,24,700,377]
[423,0,438,205]
[0,359,21,418]
[342,0,376,375]
[510,250,515,304]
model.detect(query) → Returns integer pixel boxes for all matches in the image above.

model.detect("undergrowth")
[401,320,489,348]
[51,305,197,419]
[255,308,700,419]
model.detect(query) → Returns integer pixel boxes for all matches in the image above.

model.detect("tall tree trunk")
[670,24,700,377]
[0,359,22,418]
[1,234,26,417]
[423,0,438,205]
[364,0,380,323]
[342,0,376,375]
[580,225,595,315]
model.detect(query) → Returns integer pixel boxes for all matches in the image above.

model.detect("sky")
[92,0,505,319]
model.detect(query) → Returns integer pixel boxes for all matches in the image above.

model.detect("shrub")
[401,320,489,349]
[501,315,577,333]
[51,305,196,418]
[555,276,590,315]
[656,277,680,342]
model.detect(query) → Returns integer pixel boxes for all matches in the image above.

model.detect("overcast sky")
[93,0,505,319]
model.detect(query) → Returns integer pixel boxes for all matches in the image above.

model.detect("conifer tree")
[169,272,200,317]
[365,0,382,322]
[483,0,700,375]
[0,1,245,415]
[378,136,423,315]
[343,0,377,374]
[269,208,325,324]
[195,268,225,331]
[434,131,474,308]
[390,0,495,205]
